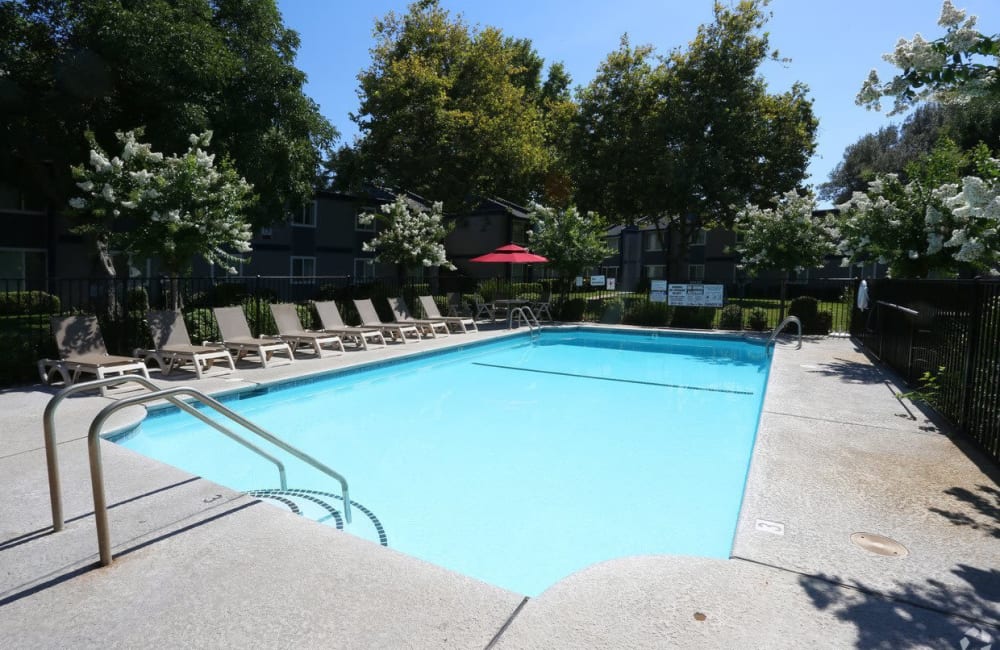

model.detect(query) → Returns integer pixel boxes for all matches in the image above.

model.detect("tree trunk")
[95,234,121,318]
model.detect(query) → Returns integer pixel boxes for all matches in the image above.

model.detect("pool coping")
[1,324,997,647]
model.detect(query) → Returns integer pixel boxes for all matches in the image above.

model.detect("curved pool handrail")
[43,375,288,534]
[767,315,802,351]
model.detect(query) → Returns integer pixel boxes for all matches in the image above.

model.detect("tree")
[857,1,999,114]
[69,131,254,283]
[734,191,835,277]
[834,140,968,277]
[571,2,817,276]
[359,197,456,282]
[930,146,1000,274]
[0,0,334,227]
[526,203,614,292]
[337,0,561,209]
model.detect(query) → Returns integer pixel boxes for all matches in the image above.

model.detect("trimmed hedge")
[0,291,60,315]
[623,301,672,326]
[719,304,744,330]
[670,306,716,330]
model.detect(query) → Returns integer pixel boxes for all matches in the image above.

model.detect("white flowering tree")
[527,203,613,293]
[836,145,1000,277]
[358,196,455,283]
[932,150,1000,273]
[857,1,999,114]
[734,191,836,279]
[70,130,256,284]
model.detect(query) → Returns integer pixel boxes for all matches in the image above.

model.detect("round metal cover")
[850,532,909,558]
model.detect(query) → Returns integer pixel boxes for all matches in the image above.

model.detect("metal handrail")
[508,306,541,337]
[44,378,351,566]
[767,315,802,350]
[43,375,288,533]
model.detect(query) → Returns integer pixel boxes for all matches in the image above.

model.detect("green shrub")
[600,298,624,324]
[789,296,831,334]
[719,304,744,330]
[0,291,61,315]
[510,282,543,299]
[813,311,833,335]
[671,307,716,329]
[623,301,672,326]
[183,308,220,343]
[747,307,770,331]
[559,298,587,321]
[477,279,507,302]
[186,282,252,308]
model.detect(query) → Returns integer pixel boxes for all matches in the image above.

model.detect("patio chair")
[473,296,496,322]
[446,292,469,317]
[386,296,450,338]
[145,310,235,379]
[269,303,345,358]
[352,298,422,344]
[312,300,387,350]
[531,289,554,322]
[418,295,477,333]
[212,306,294,367]
[42,315,150,395]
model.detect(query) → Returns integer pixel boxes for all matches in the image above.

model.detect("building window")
[689,229,706,246]
[0,248,47,289]
[354,258,375,282]
[290,256,316,284]
[259,227,273,240]
[293,201,316,227]
[687,264,705,282]
[643,231,663,251]
[605,236,620,252]
[511,219,528,244]
[601,265,620,279]
[356,207,376,232]
[644,264,666,280]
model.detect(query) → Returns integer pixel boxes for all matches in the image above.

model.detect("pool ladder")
[508,306,541,340]
[42,375,352,566]
[767,315,802,352]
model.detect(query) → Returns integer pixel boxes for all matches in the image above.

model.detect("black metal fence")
[0,274,855,388]
[851,279,1000,464]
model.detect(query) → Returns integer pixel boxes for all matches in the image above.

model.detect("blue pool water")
[116,329,771,596]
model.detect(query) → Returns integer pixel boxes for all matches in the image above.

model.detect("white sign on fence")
[650,279,668,303]
[668,284,724,307]
[575,276,584,287]
[590,274,606,287]
[606,278,616,291]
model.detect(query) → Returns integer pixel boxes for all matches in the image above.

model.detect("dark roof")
[470,196,530,220]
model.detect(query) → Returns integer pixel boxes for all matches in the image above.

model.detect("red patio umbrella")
[469,243,548,264]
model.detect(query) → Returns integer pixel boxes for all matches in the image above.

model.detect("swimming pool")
[115,328,772,596]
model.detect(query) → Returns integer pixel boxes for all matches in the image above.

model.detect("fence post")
[254,275,262,337]
[960,279,982,430]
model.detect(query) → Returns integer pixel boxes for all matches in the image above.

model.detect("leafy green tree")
[359,197,455,282]
[734,191,835,277]
[0,0,333,227]
[69,130,255,305]
[857,1,999,114]
[337,0,561,209]
[526,203,613,292]
[834,140,967,277]
[571,1,817,276]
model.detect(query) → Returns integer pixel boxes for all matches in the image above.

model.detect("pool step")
[247,488,388,547]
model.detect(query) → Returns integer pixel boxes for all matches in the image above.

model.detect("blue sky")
[276,0,999,205]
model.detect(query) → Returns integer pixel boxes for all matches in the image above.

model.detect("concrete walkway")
[0,328,996,648]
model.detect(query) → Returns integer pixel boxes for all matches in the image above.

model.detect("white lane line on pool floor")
[471,362,754,395]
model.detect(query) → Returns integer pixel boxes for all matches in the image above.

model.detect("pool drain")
[850,532,908,558]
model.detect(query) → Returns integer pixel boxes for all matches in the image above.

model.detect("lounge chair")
[418,295,477,333]
[312,301,387,350]
[269,303,345,358]
[531,289,554,322]
[386,296,450,338]
[212,306,294,367]
[145,310,236,379]
[352,299,422,344]
[42,315,150,394]
[473,296,496,322]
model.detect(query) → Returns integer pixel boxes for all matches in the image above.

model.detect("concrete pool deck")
[0,326,997,648]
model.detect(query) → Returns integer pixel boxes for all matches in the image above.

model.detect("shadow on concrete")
[806,357,890,385]
[0,500,260,608]
[0,477,202,552]
[929,484,1000,541]
[799,569,1000,648]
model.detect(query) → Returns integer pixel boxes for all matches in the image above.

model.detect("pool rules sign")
[667,284,724,307]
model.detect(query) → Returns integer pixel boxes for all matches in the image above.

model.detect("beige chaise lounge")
[269,303,345,358]
[418,295,477,333]
[312,300,387,350]
[145,310,236,379]
[41,314,150,394]
[386,296,450,338]
[212,306,294,368]
[352,299,422,344]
